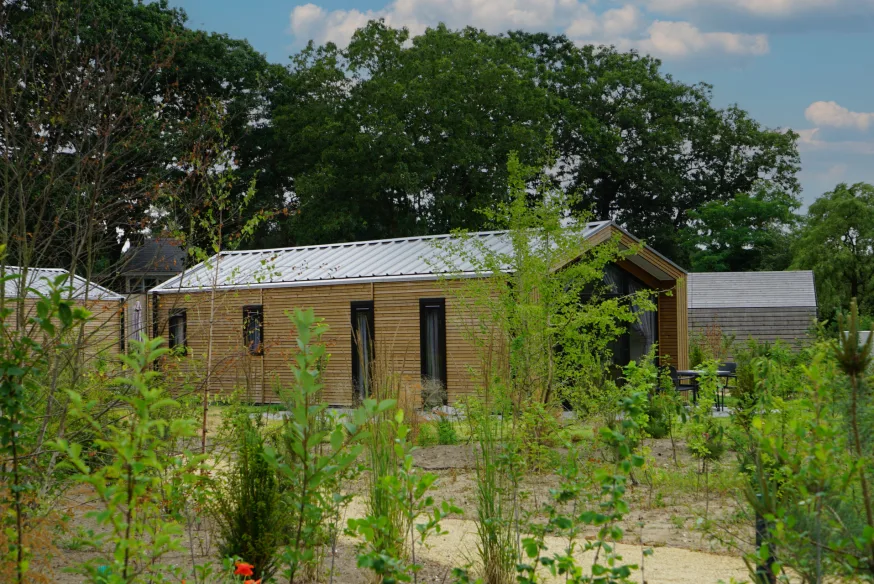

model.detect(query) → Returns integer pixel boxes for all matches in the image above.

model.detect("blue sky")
[172,0,874,206]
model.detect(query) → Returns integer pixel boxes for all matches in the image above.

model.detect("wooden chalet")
[150,221,689,405]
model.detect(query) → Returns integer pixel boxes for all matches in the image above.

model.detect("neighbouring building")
[687,271,817,352]
[119,237,186,343]
[2,265,125,356]
[150,221,689,405]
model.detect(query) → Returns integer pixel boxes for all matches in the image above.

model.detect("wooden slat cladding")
[155,280,482,406]
[689,307,816,355]
[9,298,122,360]
[156,262,688,405]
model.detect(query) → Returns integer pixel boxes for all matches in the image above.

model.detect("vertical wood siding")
[157,266,687,405]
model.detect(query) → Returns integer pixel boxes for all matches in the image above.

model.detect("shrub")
[52,338,207,583]
[437,417,458,445]
[210,412,284,582]
[421,377,447,409]
[417,423,437,446]
[645,394,671,439]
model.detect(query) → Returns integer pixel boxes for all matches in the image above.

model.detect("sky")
[171,0,874,206]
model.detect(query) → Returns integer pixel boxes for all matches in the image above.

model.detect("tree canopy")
[0,0,277,276]
[249,22,801,259]
[792,183,874,319]
[3,7,807,286]
[679,185,799,272]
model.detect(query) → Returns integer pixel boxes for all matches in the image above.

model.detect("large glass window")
[419,299,447,395]
[351,301,374,400]
[168,309,187,352]
[243,305,264,356]
[601,265,658,365]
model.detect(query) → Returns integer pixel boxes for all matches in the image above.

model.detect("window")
[127,277,160,294]
[598,265,658,366]
[243,305,264,356]
[351,301,374,400]
[419,299,447,395]
[168,309,187,352]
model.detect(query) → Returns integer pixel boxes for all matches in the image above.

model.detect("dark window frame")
[419,298,447,392]
[351,301,375,398]
[119,302,125,352]
[243,305,265,356]
[168,309,187,353]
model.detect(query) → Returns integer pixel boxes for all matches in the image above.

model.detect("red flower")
[244,580,262,584]
[234,562,254,577]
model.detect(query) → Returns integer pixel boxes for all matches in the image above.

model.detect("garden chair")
[716,362,737,411]
[667,365,698,404]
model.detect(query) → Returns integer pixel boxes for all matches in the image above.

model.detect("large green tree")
[261,24,800,258]
[679,185,800,272]
[263,22,552,246]
[0,0,279,276]
[792,182,874,318]
[509,32,801,261]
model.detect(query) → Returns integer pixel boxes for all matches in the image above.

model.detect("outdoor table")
[675,369,736,411]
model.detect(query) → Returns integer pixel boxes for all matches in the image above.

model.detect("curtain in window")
[132,301,143,342]
[245,309,262,354]
[169,313,185,348]
[356,310,372,396]
[424,309,442,381]
[628,279,656,359]
[603,265,623,295]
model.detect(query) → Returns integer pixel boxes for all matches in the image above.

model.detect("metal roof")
[687,271,817,309]
[152,221,623,294]
[2,266,124,301]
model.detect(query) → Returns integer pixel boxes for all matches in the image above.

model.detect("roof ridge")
[214,229,513,257]
[215,221,614,257]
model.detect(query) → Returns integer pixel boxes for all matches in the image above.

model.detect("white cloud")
[639,20,768,57]
[290,0,585,47]
[805,101,874,131]
[645,0,872,18]
[796,127,874,154]
[289,0,772,62]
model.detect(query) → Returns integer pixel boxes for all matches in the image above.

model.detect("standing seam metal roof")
[151,221,621,293]
[2,266,124,301]
[687,271,817,309]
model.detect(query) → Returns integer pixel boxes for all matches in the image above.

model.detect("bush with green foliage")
[210,412,284,582]
[53,338,207,584]
[738,300,874,582]
[436,417,458,445]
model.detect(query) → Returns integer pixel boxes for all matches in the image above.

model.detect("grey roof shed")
[687,271,817,350]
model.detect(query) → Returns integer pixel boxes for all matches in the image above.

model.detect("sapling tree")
[52,337,208,583]
[433,152,659,582]
[0,269,89,584]
[682,360,725,520]
[263,308,395,584]
[515,392,650,584]
[435,153,655,411]
[160,100,273,455]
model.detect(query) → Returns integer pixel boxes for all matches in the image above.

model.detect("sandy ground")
[39,438,754,583]
[340,497,750,584]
